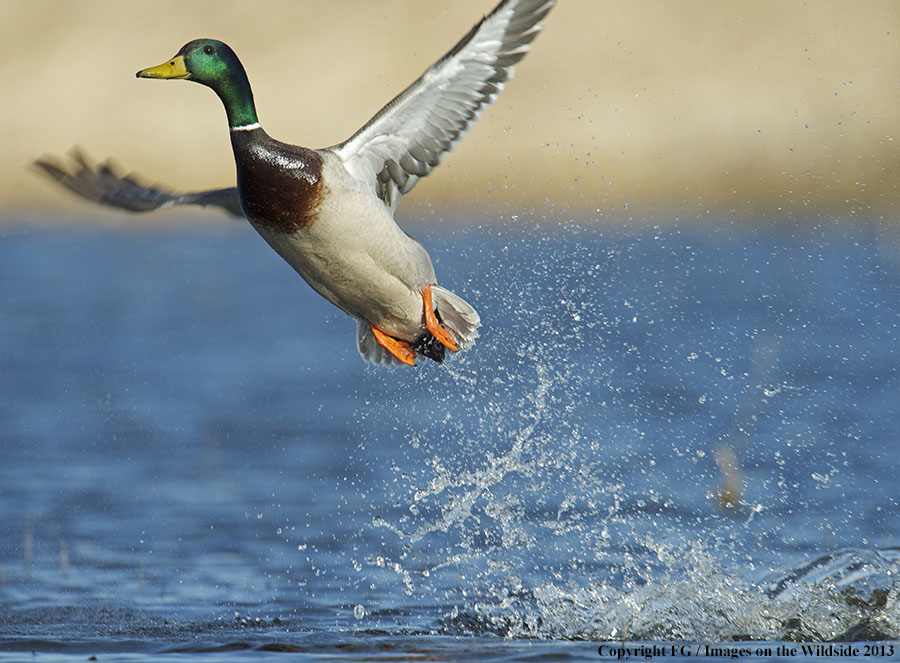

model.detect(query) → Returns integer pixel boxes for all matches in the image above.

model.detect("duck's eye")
[203,45,215,55]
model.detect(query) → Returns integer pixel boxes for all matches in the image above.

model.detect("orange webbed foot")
[422,284,458,353]
[370,325,417,366]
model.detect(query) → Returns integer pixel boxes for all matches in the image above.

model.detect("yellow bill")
[136,54,189,80]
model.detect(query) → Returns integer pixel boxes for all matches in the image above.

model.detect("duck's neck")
[210,64,259,130]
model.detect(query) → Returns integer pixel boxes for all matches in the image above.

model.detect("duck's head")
[137,39,258,129]
[137,39,239,84]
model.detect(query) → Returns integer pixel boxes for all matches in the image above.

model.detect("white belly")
[248,169,436,341]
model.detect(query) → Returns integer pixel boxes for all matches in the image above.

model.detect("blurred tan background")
[2,0,899,224]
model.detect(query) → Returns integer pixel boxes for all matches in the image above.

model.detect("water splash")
[354,226,900,641]
[434,543,900,641]
[406,364,552,544]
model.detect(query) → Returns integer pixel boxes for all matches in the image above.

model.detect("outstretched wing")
[34,148,243,217]
[330,0,555,211]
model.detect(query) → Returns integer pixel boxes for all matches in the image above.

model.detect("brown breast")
[231,129,325,233]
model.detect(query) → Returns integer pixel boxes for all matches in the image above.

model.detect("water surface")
[1,218,898,661]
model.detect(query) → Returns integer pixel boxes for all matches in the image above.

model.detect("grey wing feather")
[331,0,555,211]
[34,148,243,217]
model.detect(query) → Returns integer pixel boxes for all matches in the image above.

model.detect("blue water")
[1,217,899,661]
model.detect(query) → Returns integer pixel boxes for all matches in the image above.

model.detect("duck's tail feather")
[356,320,408,366]
[431,284,480,351]
[354,286,480,367]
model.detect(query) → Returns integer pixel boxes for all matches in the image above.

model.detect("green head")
[136,39,259,129]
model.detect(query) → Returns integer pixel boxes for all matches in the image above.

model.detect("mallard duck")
[36,0,555,366]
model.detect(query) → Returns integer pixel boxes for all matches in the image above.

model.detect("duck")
[36,0,556,366]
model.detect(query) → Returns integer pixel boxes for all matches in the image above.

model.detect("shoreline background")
[3,0,899,223]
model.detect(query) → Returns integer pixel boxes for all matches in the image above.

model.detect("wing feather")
[331,0,555,211]
[34,148,243,217]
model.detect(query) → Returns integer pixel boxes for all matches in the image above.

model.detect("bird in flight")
[36,0,555,366]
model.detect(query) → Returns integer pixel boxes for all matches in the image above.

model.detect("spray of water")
[355,226,900,641]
